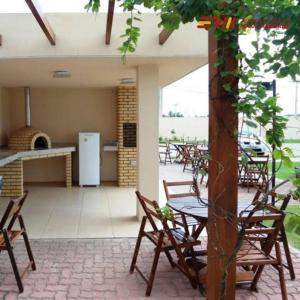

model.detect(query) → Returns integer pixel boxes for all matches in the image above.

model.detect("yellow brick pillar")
[0,159,24,197]
[66,153,72,188]
[117,86,137,187]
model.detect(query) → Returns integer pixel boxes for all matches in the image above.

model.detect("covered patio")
[1,0,300,299]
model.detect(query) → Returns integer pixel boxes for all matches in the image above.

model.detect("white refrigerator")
[79,132,100,186]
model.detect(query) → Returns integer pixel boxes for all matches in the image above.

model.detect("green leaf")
[245,120,257,128]
[292,178,300,186]
[283,147,293,157]
[251,41,258,49]
[282,157,293,168]
[223,83,232,92]
[235,52,246,60]
[273,149,282,160]
[277,67,290,78]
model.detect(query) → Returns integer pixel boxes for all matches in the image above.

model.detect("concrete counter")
[0,145,76,167]
[0,145,76,197]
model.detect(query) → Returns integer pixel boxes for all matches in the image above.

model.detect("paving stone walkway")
[0,238,299,299]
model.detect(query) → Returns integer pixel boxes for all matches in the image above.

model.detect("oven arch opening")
[34,136,49,149]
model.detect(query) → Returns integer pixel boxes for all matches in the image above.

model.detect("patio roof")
[0,12,207,88]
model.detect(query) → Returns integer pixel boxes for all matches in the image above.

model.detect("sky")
[162,65,300,117]
[163,31,300,117]
[1,1,299,116]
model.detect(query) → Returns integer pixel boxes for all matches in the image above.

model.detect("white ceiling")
[0,57,206,88]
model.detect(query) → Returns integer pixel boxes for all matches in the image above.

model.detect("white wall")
[285,116,300,139]
[160,115,300,141]
[4,87,117,182]
[159,117,209,141]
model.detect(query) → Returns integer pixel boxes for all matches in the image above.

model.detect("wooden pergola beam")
[25,0,56,45]
[105,0,115,45]
[159,29,173,45]
[207,29,238,299]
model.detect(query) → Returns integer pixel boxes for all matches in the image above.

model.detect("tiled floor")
[0,238,299,299]
[0,185,137,239]
[0,163,294,239]
[0,163,198,239]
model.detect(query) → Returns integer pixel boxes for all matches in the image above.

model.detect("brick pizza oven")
[8,87,52,151]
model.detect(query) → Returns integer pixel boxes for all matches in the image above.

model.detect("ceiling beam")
[159,29,173,45]
[25,0,56,45]
[105,0,115,45]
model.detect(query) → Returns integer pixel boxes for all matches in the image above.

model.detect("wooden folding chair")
[252,189,295,280]
[130,191,203,296]
[0,191,36,293]
[193,149,209,186]
[195,204,287,299]
[239,155,269,192]
[159,143,172,165]
[163,179,205,237]
[235,204,288,299]
[182,145,197,172]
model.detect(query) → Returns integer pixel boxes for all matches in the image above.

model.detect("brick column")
[66,153,72,187]
[0,159,23,197]
[117,86,137,187]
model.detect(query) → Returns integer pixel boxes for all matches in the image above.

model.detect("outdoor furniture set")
[131,180,294,299]
[160,143,269,192]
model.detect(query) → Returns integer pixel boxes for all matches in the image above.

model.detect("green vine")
[85,0,300,298]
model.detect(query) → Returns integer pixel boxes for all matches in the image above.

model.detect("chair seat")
[145,228,201,250]
[173,213,200,226]
[236,240,277,266]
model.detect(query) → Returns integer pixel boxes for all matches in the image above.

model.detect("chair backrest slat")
[252,190,291,211]
[0,191,28,231]
[239,204,285,255]
[163,180,199,201]
[136,191,164,231]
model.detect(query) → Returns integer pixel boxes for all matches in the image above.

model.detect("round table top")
[167,196,255,220]
[238,156,269,163]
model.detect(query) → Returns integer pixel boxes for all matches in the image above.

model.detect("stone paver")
[0,238,299,299]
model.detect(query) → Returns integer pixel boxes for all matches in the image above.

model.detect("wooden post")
[207,29,238,299]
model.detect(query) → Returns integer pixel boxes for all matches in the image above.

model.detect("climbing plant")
[84,2,300,197]
[85,0,300,298]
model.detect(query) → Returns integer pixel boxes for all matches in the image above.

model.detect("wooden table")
[171,143,186,163]
[167,196,257,224]
[238,156,269,164]
[238,156,269,190]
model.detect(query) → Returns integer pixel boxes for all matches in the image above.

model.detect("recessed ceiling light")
[120,78,135,84]
[53,70,72,78]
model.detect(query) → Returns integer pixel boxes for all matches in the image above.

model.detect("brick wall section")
[117,86,137,186]
[0,159,23,197]
[0,152,73,197]
[66,153,72,188]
